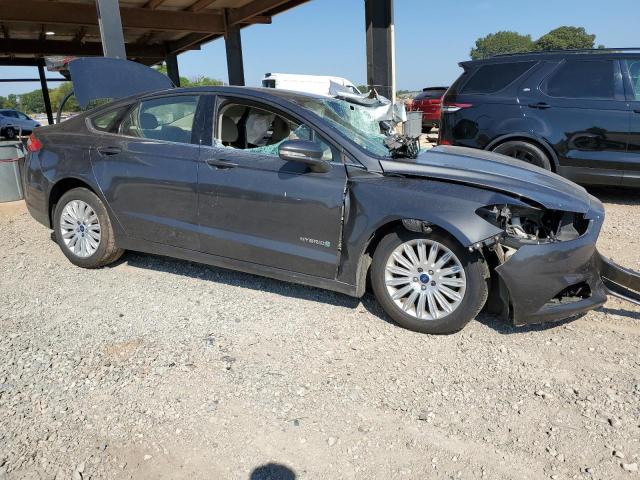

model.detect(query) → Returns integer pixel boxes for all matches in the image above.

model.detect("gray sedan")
[20,58,640,334]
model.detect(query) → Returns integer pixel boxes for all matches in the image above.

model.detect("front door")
[622,58,640,186]
[89,94,202,250]
[197,97,347,279]
[521,58,628,185]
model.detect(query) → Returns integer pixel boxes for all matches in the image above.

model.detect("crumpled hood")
[380,145,592,213]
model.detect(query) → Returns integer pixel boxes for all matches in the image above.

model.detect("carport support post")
[165,53,180,87]
[365,0,396,103]
[37,60,54,126]
[224,24,245,86]
[95,0,127,59]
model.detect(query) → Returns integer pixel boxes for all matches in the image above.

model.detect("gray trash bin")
[0,141,26,202]
[405,111,422,138]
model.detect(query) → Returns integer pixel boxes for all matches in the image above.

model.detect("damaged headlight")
[476,204,590,250]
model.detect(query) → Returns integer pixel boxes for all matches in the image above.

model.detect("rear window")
[460,61,536,94]
[415,88,447,100]
[91,106,127,132]
[541,60,615,100]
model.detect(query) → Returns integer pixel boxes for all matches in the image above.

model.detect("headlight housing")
[476,204,589,248]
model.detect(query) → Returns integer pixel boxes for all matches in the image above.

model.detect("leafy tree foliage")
[535,26,596,51]
[470,31,535,60]
[155,65,223,87]
[471,26,600,60]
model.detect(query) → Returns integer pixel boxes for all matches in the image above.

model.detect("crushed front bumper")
[493,199,640,326]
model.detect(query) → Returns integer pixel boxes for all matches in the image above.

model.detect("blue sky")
[1,0,638,97]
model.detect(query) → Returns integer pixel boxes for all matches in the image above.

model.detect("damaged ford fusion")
[22,58,640,335]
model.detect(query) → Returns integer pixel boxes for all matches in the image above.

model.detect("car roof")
[138,85,331,103]
[459,48,640,68]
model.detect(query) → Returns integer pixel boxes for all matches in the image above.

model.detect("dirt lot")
[0,188,639,480]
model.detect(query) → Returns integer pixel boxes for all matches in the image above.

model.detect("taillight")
[27,133,43,152]
[441,102,473,113]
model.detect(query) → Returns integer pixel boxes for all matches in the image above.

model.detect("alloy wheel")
[59,200,101,258]
[384,238,466,320]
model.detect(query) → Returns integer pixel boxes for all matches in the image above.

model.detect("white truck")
[261,73,362,96]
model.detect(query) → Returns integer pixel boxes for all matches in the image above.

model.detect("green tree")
[20,90,46,114]
[535,26,596,51]
[470,31,535,60]
[155,65,223,87]
[5,94,19,110]
[49,81,80,112]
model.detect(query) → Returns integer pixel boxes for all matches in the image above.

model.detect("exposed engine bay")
[476,204,589,248]
[384,134,421,159]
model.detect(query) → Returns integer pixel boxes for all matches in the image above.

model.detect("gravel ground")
[1,187,639,480]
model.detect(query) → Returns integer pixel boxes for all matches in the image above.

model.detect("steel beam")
[95,0,126,58]
[37,60,54,125]
[364,0,396,102]
[165,52,180,87]
[0,39,170,58]
[224,24,245,86]
[0,0,226,34]
[0,78,66,82]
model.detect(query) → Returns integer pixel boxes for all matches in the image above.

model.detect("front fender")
[337,175,525,288]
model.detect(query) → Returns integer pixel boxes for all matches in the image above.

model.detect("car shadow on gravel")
[587,186,640,206]
[475,312,583,334]
[597,306,640,320]
[117,251,362,309]
[114,252,613,334]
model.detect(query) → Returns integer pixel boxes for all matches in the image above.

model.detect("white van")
[261,73,362,96]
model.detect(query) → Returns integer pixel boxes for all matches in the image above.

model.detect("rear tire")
[493,140,551,170]
[53,188,123,268]
[4,127,16,140]
[371,229,488,334]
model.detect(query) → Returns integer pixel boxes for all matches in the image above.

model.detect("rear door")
[196,95,347,279]
[522,58,627,185]
[89,94,202,250]
[622,58,640,186]
[440,61,538,147]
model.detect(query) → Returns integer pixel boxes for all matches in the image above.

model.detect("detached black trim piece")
[598,253,640,305]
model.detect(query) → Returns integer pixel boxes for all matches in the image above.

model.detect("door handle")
[528,102,551,109]
[97,146,122,156]
[206,158,238,169]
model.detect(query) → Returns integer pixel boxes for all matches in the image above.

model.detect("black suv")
[439,49,640,187]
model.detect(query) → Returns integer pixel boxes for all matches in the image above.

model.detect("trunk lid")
[67,57,174,109]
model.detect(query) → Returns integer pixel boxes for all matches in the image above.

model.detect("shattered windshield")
[287,96,392,158]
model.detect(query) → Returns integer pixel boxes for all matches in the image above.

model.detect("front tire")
[53,188,123,268]
[371,230,488,334]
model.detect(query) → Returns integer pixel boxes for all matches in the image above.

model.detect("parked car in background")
[262,73,362,96]
[0,109,41,139]
[439,49,640,187]
[408,86,447,132]
[22,57,640,335]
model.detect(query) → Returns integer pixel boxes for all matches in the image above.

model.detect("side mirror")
[278,140,331,173]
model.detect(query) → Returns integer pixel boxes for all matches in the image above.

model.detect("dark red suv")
[408,87,448,132]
